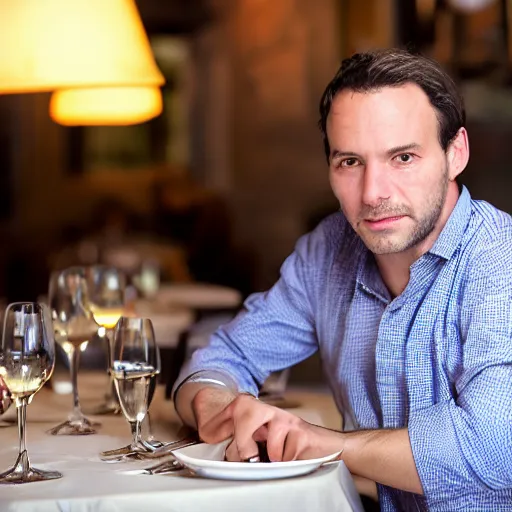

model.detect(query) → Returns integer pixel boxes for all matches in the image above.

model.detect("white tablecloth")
[0,375,362,512]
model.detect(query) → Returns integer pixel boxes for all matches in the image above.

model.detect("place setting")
[0,264,354,512]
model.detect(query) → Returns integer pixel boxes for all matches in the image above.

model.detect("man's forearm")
[175,382,237,428]
[340,428,423,495]
[173,370,240,428]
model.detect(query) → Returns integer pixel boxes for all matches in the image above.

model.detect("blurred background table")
[0,373,361,512]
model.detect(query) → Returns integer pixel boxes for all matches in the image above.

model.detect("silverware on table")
[101,435,200,463]
[124,457,186,476]
[143,435,200,459]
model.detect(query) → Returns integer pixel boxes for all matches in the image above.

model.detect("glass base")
[100,439,158,462]
[147,439,164,448]
[0,450,62,484]
[47,416,99,436]
[84,396,121,416]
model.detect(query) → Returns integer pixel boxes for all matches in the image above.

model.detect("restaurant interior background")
[0,0,510,384]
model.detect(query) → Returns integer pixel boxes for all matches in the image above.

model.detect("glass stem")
[146,412,154,441]
[130,420,142,449]
[105,328,113,364]
[17,398,28,454]
[105,328,117,400]
[69,344,82,416]
[14,398,30,475]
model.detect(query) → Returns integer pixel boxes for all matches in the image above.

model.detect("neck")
[375,182,460,298]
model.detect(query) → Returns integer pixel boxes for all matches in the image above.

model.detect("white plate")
[173,440,341,480]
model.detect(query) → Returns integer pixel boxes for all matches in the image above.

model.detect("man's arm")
[175,381,237,429]
[172,228,326,424]
[200,394,422,493]
[341,428,422,494]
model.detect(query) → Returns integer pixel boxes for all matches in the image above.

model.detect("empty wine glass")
[100,316,160,461]
[47,268,100,435]
[0,302,62,483]
[85,265,126,415]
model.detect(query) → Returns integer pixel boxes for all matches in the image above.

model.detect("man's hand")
[192,386,237,431]
[179,385,423,495]
[200,394,343,462]
[199,394,423,495]
[175,383,237,430]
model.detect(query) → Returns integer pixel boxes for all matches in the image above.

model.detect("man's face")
[326,84,451,255]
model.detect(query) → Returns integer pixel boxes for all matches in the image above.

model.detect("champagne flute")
[143,343,162,446]
[0,302,62,483]
[47,268,100,435]
[85,265,126,415]
[101,317,160,460]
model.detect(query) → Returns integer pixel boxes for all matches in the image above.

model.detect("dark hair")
[318,49,466,162]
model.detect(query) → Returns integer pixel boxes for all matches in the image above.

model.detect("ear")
[446,127,469,181]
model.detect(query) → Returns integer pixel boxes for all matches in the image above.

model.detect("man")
[173,49,512,511]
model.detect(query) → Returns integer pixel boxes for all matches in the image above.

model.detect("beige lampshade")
[0,0,164,94]
[49,86,163,126]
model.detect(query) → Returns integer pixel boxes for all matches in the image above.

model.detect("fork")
[124,457,186,475]
[101,435,200,463]
[143,435,200,459]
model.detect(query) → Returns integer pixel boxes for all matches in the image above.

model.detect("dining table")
[0,372,363,512]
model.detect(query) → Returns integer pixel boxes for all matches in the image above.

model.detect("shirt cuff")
[172,369,239,401]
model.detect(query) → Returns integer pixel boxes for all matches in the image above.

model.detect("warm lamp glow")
[50,87,163,126]
[0,0,164,94]
[447,0,497,13]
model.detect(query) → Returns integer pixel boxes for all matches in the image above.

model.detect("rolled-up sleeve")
[409,227,512,509]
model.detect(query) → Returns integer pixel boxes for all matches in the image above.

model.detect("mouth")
[363,215,406,230]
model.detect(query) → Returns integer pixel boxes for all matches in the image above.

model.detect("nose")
[362,161,390,208]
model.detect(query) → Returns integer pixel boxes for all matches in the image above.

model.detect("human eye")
[338,157,361,168]
[393,153,414,165]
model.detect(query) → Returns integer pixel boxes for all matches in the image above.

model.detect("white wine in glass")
[48,268,100,436]
[101,317,160,460]
[112,361,155,423]
[0,302,62,483]
[85,265,126,415]
[90,306,124,330]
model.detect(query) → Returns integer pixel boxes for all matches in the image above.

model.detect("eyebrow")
[330,150,359,161]
[385,143,422,157]
[330,143,422,162]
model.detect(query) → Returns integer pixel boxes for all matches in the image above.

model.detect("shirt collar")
[356,248,391,304]
[354,185,472,302]
[428,185,472,260]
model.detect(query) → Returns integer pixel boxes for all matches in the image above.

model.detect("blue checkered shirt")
[176,187,512,511]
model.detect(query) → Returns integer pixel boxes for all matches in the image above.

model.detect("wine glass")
[85,265,126,415]
[100,316,160,460]
[47,268,100,435]
[0,302,62,483]
[143,342,162,446]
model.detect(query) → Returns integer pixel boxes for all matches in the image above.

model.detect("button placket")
[375,305,408,428]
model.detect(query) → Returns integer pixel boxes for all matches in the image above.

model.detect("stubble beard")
[356,167,449,255]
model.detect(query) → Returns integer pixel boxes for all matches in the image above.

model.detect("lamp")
[0,0,164,94]
[50,86,163,126]
[447,0,497,13]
